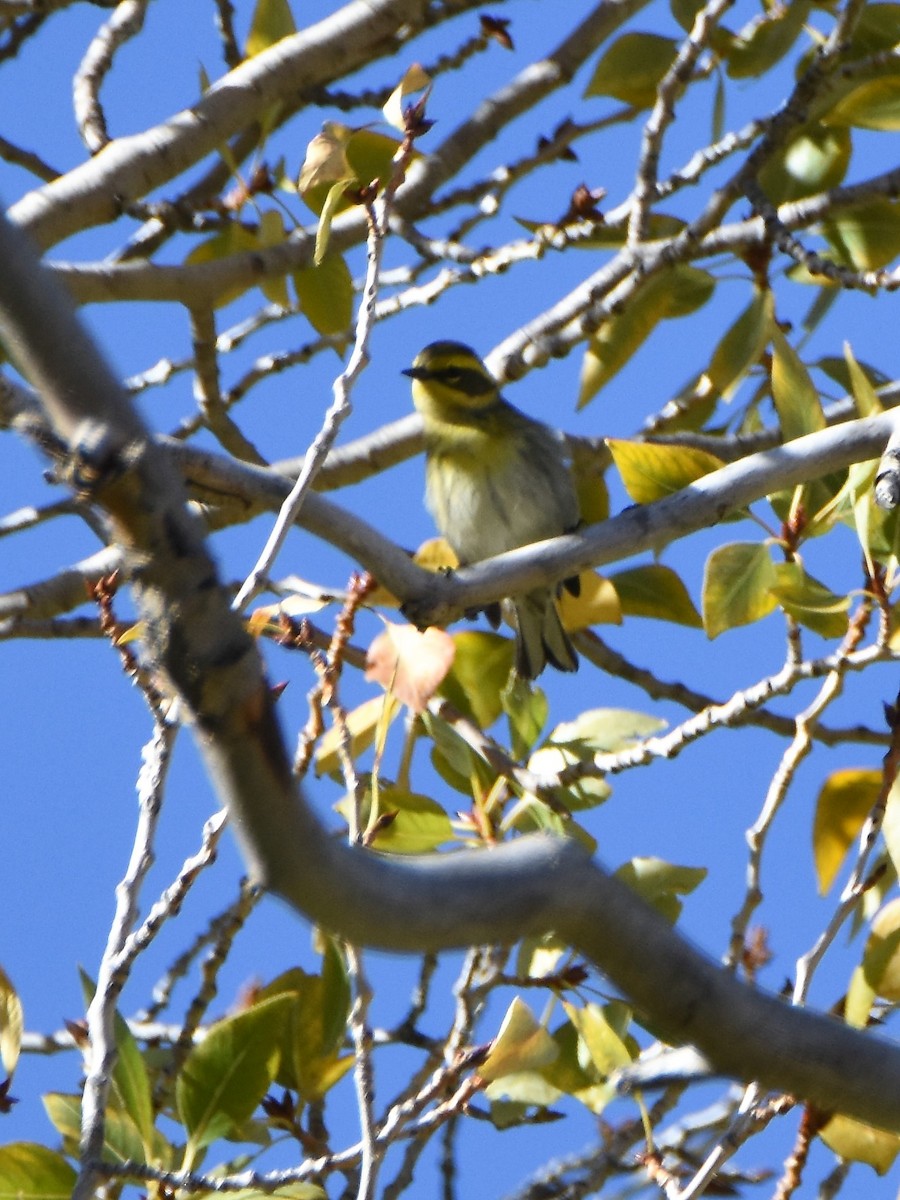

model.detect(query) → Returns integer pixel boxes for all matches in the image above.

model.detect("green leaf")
[438,631,515,729]
[758,125,851,203]
[822,199,900,271]
[109,1008,155,1155]
[0,965,22,1076]
[812,768,881,894]
[702,541,777,638]
[245,0,295,57]
[423,710,497,798]
[0,1145,76,1198]
[480,997,558,1082]
[579,267,715,405]
[609,563,702,627]
[607,438,725,504]
[301,129,404,217]
[864,897,900,1000]
[769,562,850,638]
[770,327,825,441]
[293,251,353,337]
[584,32,678,108]
[616,857,707,922]
[707,287,774,397]
[177,993,294,1166]
[43,1093,158,1167]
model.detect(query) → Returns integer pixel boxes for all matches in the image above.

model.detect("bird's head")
[403,341,500,415]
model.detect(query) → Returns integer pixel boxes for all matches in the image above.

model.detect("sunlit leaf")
[609,563,702,627]
[0,966,22,1077]
[439,631,515,729]
[293,250,355,337]
[616,856,707,922]
[185,223,259,309]
[769,561,850,638]
[256,209,290,308]
[548,708,666,754]
[702,541,777,638]
[579,268,715,405]
[558,571,621,630]
[503,676,549,759]
[812,768,881,894]
[770,326,825,441]
[480,997,559,1082]
[336,783,455,854]
[758,125,851,203]
[259,970,354,1102]
[0,1144,76,1198]
[365,622,456,713]
[706,286,774,398]
[825,77,900,130]
[314,695,401,778]
[864,897,900,1002]
[584,32,678,108]
[383,63,431,130]
[821,198,900,272]
[561,1001,634,1076]
[724,0,811,78]
[607,438,724,504]
[845,964,876,1030]
[820,1114,900,1175]
[844,342,883,417]
[245,0,295,57]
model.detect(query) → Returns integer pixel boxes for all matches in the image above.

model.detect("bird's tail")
[512,590,578,680]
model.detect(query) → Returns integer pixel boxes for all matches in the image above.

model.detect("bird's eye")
[441,368,464,385]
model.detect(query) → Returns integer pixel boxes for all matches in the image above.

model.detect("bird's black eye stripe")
[432,366,496,396]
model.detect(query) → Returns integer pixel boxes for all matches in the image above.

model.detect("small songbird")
[404,340,580,679]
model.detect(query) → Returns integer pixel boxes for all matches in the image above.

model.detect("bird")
[403,340,580,680]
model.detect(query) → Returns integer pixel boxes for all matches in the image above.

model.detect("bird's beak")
[402,366,428,380]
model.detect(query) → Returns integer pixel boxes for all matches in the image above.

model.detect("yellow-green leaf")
[769,561,850,638]
[706,287,774,397]
[609,563,702,627]
[825,77,900,130]
[503,675,549,760]
[245,0,295,57]
[256,209,290,308]
[561,1001,634,1076]
[758,125,851,203]
[0,1145,76,1198]
[812,767,881,894]
[294,251,353,337]
[864,897,900,1000]
[770,327,825,441]
[548,708,666,754]
[337,783,455,854]
[607,438,725,504]
[177,993,294,1165]
[584,32,678,108]
[300,128,404,217]
[480,997,559,1082]
[616,856,707,922]
[314,695,400,778]
[724,0,811,78]
[820,1114,900,1175]
[702,541,777,638]
[845,964,876,1030]
[579,268,715,405]
[259,969,354,1102]
[0,965,22,1076]
[823,198,900,271]
[438,631,515,729]
[844,342,883,416]
[558,570,621,630]
[185,223,259,309]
